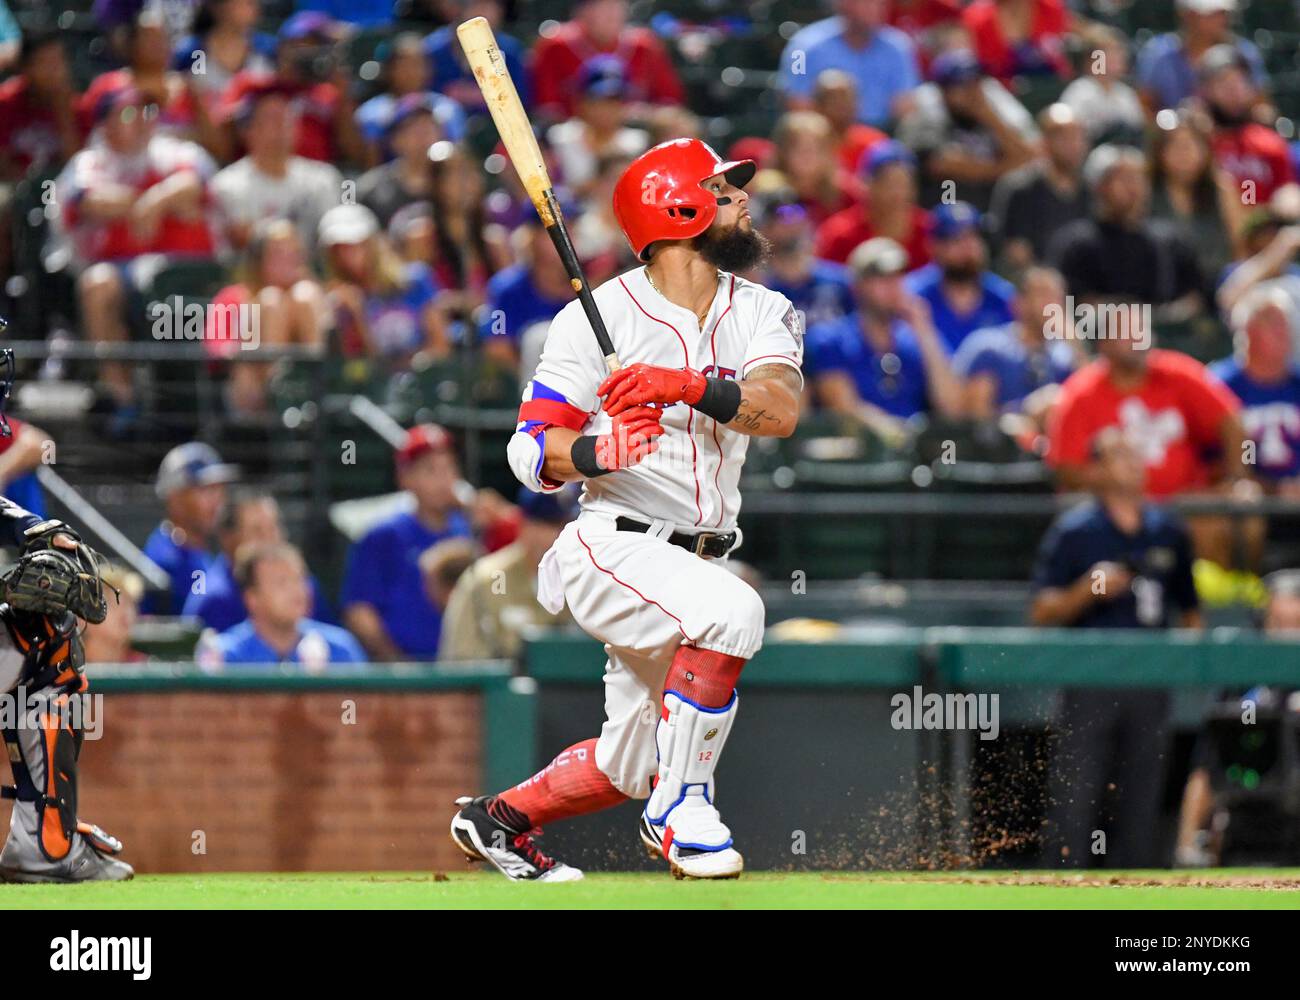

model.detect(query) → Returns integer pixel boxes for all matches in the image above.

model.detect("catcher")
[0,498,133,882]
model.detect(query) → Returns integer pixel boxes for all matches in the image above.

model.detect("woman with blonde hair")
[319,203,451,363]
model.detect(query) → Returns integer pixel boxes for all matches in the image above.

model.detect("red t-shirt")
[1211,123,1296,206]
[1048,349,1241,497]
[221,74,340,163]
[815,202,933,269]
[0,78,77,177]
[889,0,963,35]
[962,0,1072,83]
[530,24,684,120]
[838,123,888,176]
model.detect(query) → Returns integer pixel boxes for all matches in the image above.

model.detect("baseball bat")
[456,16,620,372]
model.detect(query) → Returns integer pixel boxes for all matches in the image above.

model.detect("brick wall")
[0,690,484,873]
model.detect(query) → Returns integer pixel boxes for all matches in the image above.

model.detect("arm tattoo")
[729,363,802,433]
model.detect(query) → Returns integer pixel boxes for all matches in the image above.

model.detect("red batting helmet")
[612,138,757,262]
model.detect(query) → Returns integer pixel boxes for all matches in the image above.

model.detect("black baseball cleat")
[449,795,583,882]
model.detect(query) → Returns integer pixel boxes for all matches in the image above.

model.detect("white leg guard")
[641,690,743,878]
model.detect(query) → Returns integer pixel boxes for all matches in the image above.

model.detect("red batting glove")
[598,363,706,416]
[594,405,665,471]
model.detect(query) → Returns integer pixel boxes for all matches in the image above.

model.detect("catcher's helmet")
[612,138,756,262]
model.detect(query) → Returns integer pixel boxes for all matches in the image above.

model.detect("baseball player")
[451,138,804,880]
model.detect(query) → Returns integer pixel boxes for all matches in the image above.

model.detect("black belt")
[615,516,737,558]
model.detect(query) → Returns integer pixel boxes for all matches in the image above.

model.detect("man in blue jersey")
[806,236,963,444]
[754,192,855,333]
[479,219,574,370]
[1210,285,1300,493]
[202,542,365,669]
[141,442,238,615]
[340,423,472,660]
[903,201,1015,352]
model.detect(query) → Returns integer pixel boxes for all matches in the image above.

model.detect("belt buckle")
[692,532,712,557]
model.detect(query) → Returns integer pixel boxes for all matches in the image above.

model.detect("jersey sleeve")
[742,293,805,387]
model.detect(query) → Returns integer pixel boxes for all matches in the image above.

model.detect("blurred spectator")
[222,12,365,167]
[961,0,1072,84]
[295,0,394,28]
[0,28,81,183]
[1049,317,1247,499]
[439,488,578,661]
[57,85,220,415]
[954,265,1078,423]
[84,564,146,665]
[570,150,638,286]
[1058,25,1144,143]
[888,0,962,56]
[340,424,473,660]
[320,203,449,363]
[182,490,330,630]
[0,0,18,71]
[531,0,682,121]
[95,0,201,53]
[547,56,648,196]
[1197,44,1295,207]
[1210,285,1300,494]
[1049,144,1205,314]
[768,111,856,227]
[779,0,921,128]
[755,192,855,333]
[355,32,464,167]
[143,442,238,615]
[806,237,963,444]
[904,202,1015,352]
[1135,0,1267,115]
[0,417,51,517]
[428,140,508,320]
[1216,206,1300,316]
[80,8,223,156]
[357,94,439,228]
[478,218,572,370]
[426,0,527,114]
[988,102,1089,273]
[1031,425,1201,868]
[812,69,887,175]
[896,47,1039,213]
[207,218,327,413]
[419,536,478,619]
[202,542,366,668]
[816,140,932,268]
[1149,108,1244,290]
[212,81,343,251]
[171,0,275,100]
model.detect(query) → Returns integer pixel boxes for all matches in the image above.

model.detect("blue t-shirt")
[366,263,440,357]
[142,523,214,615]
[765,260,856,332]
[778,18,919,127]
[903,264,1015,353]
[426,26,530,108]
[208,618,367,667]
[1032,500,1198,629]
[478,265,568,345]
[339,509,472,657]
[805,314,930,419]
[1135,32,1267,112]
[952,323,1077,408]
[181,553,334,631]
[355,91,467,152]
[1209,358,1300,481]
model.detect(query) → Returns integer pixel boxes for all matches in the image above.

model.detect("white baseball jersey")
[507,265,805,532]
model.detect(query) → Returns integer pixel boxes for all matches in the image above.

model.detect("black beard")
[693,222,771,272]
[942,263,981,283]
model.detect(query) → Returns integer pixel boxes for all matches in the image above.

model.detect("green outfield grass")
[2,870,1299,909]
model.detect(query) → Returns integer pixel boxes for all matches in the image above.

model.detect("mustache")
[693,221,771,272]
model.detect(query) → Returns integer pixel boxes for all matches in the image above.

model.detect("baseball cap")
[396,423,455,468]
[859,139,916,179]
[387,93,437,137]
[516,485,579,524]
[156,442,239,498]
[278,11,342,43]
[93,84,148,125]
[1179,0,1236,14]
[849,237,909,278]
[931,201,981,239]
[931,49,984,88]
[318,204,380,247]
[577,55,629,100]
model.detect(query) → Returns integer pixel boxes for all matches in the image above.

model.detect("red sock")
[664,645,746,709]
[492,738,627,830]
